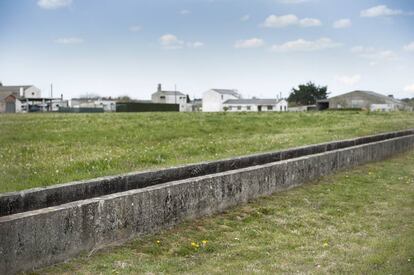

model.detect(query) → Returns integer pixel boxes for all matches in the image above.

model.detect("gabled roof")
[210,89,240,97]
[154,90,186,96]
[224,98,284,105]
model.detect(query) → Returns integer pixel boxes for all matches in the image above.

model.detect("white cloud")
[180,9,191,15]
[159,34,184,49]
[187,41,204,48]
[299,18,322,27]
[360,5,402,17]
[159,34,204,50]
[403,42,414,52]
[271,38,340,52]
[263,14,298,28]
[241,15,250,22]
[54,37,83,44]
[234,38,264,49]
[404,84,414,93]
[333,19,352,29]
[262,14,322,28]
[335,74,361,86]
[129,25,142,32]
[351,46,398,64]
[262,14,321,28]
[37,0,72,9]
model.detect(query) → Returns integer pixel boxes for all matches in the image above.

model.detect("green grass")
[35,149,414,274]
[1,111,414,193]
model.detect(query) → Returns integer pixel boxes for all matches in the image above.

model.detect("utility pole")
[174,84,177,104]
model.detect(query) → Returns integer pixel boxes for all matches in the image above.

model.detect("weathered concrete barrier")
[0,132,413,274]
[1,129,413,217]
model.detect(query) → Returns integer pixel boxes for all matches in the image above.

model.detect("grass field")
[1,111,414,193]
[36,149,414,274]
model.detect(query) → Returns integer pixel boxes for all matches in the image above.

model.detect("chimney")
[157,83,162,92]
[61,94,63,100]
[388,94,394,98]
[0,81,3,86]
[19,87,24,97]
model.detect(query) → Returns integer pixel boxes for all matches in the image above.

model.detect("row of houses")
[150,85,289,112]
[1,82,411,113]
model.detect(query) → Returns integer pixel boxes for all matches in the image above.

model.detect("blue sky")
[0,0,413,99]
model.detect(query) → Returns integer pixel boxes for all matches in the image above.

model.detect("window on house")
[268,106,273,110]
[221,95,224,100]
[160,96,165,99]
[237,106,241,110]
[284,106,287,111]
[247,106,251,110]
[280,106,282,111]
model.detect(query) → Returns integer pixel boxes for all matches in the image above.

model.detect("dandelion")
[156,240,160,244]
[191,242,199,248]
[323,242,329,247]
[202,240,208,245]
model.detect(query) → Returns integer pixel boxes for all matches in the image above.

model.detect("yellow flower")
[156,240,160,244]
[323,242,329,247]
[191,242,199,248]
[202,240,208,245]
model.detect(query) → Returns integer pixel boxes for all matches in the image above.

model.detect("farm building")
[202,89,241,112]
[151,84,189,111]
[70,97,116,112]
[223,98,288,112]
[0,84,42,113]
[317,90,411,111]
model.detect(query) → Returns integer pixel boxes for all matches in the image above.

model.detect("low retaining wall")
[0,133,413,274]
[1,129,413,217]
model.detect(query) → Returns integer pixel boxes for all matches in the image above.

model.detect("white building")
[223,99,288,112]
[0,84,42,113]
[70,98,116,112]
[202,89,241,112]
[151,84,189,111]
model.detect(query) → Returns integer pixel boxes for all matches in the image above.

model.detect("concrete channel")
[0,130,413,274]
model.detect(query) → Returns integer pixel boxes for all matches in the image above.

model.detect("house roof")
[224,98,284,105]
[330,90,405,105]
[211,89,240,97]
[154,90,186,96]
[0,85,32,93]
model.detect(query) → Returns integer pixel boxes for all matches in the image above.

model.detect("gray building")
[0,84,42,113]
[318,90,411,111]
[151,84,189,111]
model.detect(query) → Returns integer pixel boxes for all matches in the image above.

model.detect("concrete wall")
[0,134,413,274]
[2,129,412,217]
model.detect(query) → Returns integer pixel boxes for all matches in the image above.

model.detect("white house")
[151,84,189,111]
[223,99,288,112]
[202,89,241,112]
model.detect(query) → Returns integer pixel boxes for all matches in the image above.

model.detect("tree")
[288,82,328,106]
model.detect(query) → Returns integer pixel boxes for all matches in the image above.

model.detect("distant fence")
[58,107,104,113]
[116,102,179,112]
